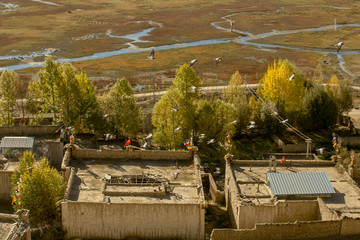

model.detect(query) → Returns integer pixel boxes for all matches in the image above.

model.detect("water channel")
[0,7,359,77]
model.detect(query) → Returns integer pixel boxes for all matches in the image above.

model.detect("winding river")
[0,6,359,78]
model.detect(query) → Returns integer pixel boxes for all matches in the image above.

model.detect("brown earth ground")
[1,0,360,92]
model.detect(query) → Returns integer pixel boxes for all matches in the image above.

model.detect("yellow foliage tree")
[259,59,306,116]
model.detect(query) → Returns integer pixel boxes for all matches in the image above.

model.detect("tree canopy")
[104,78,142,138]
[11,151,65,225]
[0,69,19,125]
[259,59,306,118]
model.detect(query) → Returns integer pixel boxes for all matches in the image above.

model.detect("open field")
[1,0,360,90]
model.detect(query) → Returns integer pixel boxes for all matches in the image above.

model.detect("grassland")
[1,0,360,90]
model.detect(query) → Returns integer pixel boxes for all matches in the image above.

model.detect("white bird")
[207,139,215,144]
[247,121,256,129]
[171,103,178,112]
[189,59,197,67]
[230,120,238,124]
[148,48,155,60]
[288,73,295,81]
[214,57,222,66]
[142,142,148,148]
[280,119,288,124]
[174,127,181,132]
[105,134,110,141]
[145,133,153,140]
[103,114,109,119]
[335,42,343,52]
[214,167,221,174]
[173,172,179,180]
[199,133,205,139]
[191,86,197,92]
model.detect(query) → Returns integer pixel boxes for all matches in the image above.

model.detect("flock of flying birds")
[128,26,344,148]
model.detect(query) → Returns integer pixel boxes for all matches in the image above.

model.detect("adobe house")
[61,148,205,240]
[210,155,360,240]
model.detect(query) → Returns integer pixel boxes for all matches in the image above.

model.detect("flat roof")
[0,220,16,239]
[0,137,34,149]
[231,164,360,217]
[69,159,200,204]
[266,172,335,196]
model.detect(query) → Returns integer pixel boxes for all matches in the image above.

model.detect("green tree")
[300,85,338,131]
[259,59,306,118]
[0,69,19,125]
[195,99,236,142]
[104,78,142,138]
[152,87,182,149]
[326,75,353,116]
[212,99,237,142]
[152,65,202,149]
[223,71,251,132]
[11,151,65,225]
[36,56,62,122]
[26,81,45,125]
[28,57,102,132]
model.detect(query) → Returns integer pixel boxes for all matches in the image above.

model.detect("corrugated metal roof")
[266,172,335,196]
[0,137,34,149]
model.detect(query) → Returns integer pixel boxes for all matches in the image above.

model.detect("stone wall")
[237,201,320,229]
[0,171,12,200]
[207,173,224,204]
[339,137,360,147]
[225,159,242,228]
[71,149,192,161]
[0,125,59,136]
[62,202,204,240]
[210,220,342,240]
[47,141,64,168]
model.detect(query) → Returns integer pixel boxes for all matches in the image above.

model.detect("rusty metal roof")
[0,136,34,149]
[266,172,335,196]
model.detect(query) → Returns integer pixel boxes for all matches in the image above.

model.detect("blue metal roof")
[266,172,335,196]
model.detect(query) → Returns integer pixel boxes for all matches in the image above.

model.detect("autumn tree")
[11,151,65,225]
[259,59,306,120]
[0,69,19,125]
[104,78,142,138]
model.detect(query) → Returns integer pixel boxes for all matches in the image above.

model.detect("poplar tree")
[104,78,142,138]
[0,69,19,125]
[259,59,306,118]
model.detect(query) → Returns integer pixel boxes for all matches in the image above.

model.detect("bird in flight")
[280,119,288,124]
[171,103,178,112]
[174,127,181,133]
[214,57,222,66]
[199,133,205,139]
[207,139,215,144]
[148,49,155,60]
[288,73,295,81]
[335,42,343,52]
[189,59,197,67]
[247,121,256,129]
[173,172,179,180]
[230,120,238,125]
